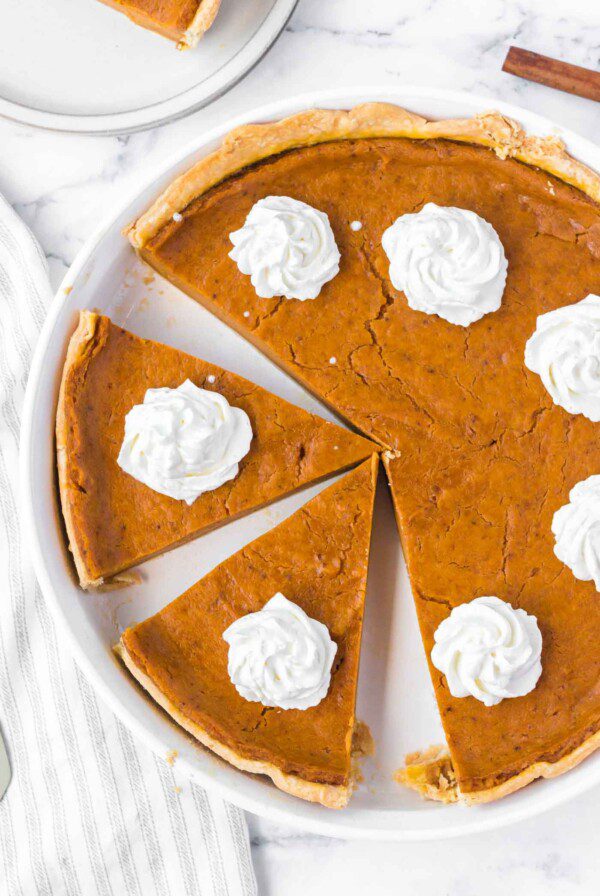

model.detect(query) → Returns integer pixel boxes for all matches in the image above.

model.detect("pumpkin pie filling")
[127,105,600,802]
[117,456,378,807]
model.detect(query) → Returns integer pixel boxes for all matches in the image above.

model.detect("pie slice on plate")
[116,455,378,808]
[97,0,221,49]
[125,102,600,803]
[56,311,378,589]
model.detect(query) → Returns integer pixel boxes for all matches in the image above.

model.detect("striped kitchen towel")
[0,193,257,896]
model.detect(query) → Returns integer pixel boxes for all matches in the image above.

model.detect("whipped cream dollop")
[552,475,600,590]
[117,379,253,505]
[381,203,508,326]
[223,593,337,710]
[525,294,600,421]
[229,196,340,301]
[430,596,542,707]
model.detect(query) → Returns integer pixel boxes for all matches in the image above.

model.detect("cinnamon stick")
[502,46,600,102]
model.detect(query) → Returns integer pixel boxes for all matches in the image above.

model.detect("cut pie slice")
[116,455,378,808]
[56,311,378,589]
[124,103,600,803]
[97,0,221,49]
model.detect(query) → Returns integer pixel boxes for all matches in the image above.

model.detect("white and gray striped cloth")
[0,194,257,896]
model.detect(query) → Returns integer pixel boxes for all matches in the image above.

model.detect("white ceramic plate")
[0,0,297,134]
[20,87,600,840]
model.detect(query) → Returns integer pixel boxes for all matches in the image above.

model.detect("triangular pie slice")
[116,455,378,808]
[97,0,221,49]
[125,103,600,803]
[56,311,378,589]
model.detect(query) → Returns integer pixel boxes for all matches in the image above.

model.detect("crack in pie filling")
[56,102,600,807]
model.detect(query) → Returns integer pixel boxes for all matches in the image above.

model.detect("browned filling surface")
[140,136,600,795]
[57,314,377,584]
[122,458,377,786]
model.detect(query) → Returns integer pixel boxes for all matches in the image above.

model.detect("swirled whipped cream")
[117,379,253,504]
[229,196,340,301]
[552,475,600,590]
[525,294,600,421]
[381,203,508,326]
[430,596,542,707]
[223,593,337,710]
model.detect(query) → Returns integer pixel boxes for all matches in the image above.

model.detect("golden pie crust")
[127,102,600,249]
[124,101,600,805]
[56,311,378,588]
[116,456,378,808]
[396,731,600,806]
[97,0,221,49]
[395,745,458,803]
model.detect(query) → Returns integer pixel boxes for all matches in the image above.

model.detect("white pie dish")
[20,86,600,840]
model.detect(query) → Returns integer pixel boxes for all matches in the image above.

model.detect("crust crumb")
[395,744,458,803]
[166,749,178,767]
[351,720,375,785]
[96,570,143,591]
[352,719,375,758]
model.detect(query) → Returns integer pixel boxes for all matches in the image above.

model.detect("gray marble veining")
[3,0,600,892]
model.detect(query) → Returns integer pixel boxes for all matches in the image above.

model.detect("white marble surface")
[4,0,600,892]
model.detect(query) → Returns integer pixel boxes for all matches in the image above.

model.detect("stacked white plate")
[0,0,297,133]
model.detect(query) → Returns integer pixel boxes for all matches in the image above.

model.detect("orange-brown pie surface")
[97,0,221,48]
[56,311,378,589]
[117,456,378,808]
[126,103,600,803]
